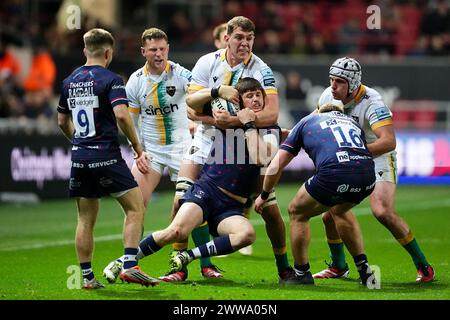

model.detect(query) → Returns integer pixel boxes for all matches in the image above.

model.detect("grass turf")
[0,184,449,300]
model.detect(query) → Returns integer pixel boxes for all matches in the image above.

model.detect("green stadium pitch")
[0,184,449,304]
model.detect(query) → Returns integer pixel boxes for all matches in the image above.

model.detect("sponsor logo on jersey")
[213,76,218,82]
[374,105,391,120]
[144,103,179,116]
[68,96,99,109]
[166,86,176,96]
[261,67,275,87]
[336,151,350,162]
[189,146,200,155]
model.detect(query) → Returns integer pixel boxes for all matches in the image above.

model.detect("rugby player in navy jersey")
[314,57,434,283]
[255,104,377,287]
[57,28,157,289]
[131,78,281,275]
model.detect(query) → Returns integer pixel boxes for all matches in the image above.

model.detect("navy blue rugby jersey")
[281,111,373,172]
[57,65,128,161]
[202,125,281,198]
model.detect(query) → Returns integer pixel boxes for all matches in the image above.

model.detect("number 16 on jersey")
[68,96,99,138]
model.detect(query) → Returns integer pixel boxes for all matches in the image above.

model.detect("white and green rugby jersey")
[127,61,191,145]
[189,48,278,131]
[317,84,393,145]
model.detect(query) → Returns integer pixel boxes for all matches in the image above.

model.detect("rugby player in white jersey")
[313,57,435,283]
[166,16,295,283]
[102,28,219,283]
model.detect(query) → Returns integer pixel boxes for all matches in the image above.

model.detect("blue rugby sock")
[138,233,162,259]
[187,235,234,259]
[123,247,138,269]
[80,261,94,280]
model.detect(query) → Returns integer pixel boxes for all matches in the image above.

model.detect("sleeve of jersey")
[56,88,70,114]
[109,76,128,108]
[255,65,277,96]
[280,122,303,156]
[178,66,192,90]
[188,55,210,94]
[367,103,393,130]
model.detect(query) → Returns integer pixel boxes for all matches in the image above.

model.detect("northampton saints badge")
[166,86,176,96]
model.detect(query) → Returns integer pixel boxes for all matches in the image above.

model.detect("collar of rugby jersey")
[344,84,366,110]
[220,48,253,66]
[143,60,172,78]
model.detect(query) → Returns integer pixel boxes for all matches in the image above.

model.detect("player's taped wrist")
[260,190,271,200]
[211,85,221,99]
[243,121,257,131]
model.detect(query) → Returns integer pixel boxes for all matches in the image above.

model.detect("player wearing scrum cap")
[314,57,434,283]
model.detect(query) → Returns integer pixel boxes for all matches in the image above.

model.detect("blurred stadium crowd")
[0,0,449,129]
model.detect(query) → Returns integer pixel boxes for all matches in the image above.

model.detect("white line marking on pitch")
[1,199,449,252]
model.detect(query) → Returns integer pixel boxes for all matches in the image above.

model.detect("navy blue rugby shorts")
[305,169,376,207]
[69,157,138,198]
[180,178,244,237]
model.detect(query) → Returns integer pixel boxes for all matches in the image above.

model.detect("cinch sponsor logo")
[144,103,179,116]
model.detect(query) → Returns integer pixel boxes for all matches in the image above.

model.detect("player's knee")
[166,225,189,243]
[288,204,310,222]
[238,228,256,247]
[287,202,300,217]
[78,218,96,230]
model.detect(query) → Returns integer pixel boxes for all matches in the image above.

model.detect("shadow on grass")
[93,283,179,300]
[184,277,448,295]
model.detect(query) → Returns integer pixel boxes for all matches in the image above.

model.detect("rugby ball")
[210,97,239,116]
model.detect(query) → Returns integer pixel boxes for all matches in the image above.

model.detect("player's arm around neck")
[254,94,279,127]
[57,113,74,141]
[187,107,215,126]
[368,124,396,157]
[186,85,239,112]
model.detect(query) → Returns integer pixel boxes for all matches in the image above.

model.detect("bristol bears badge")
[166,86,176,96]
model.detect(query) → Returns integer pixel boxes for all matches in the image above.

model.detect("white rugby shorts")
[374,151,398,184]
[143,140,190,181]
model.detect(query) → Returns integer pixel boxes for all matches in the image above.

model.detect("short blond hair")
[141,28,168,45]
[83,28,114,57]
[227,16,255,35]
[317,103,344,113]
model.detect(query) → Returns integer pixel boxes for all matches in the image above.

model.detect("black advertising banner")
[0,133,135,201]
